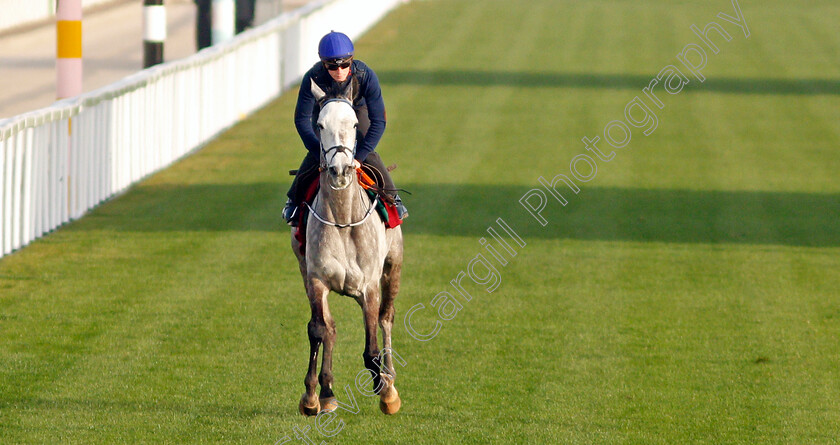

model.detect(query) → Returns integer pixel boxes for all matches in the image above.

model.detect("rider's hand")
[353,159,361,169]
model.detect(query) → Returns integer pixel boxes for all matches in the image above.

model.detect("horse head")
[311,79,358,191]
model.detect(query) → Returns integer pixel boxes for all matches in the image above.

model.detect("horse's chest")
[307,225,384,298]
[319,258,364,297]
[311,248,371,298]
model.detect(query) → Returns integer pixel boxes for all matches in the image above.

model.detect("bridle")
[306,97,378,228]
[317,98,357,191]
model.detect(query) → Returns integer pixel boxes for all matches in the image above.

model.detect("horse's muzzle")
[328,165,355,190]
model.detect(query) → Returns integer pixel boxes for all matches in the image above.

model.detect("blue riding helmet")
[318,31,354,60]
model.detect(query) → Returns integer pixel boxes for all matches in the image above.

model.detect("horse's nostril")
[329,166,338,176]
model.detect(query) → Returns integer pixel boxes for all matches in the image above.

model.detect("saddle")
[292,164,402,255]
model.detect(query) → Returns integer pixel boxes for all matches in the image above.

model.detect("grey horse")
[291,79,403,416]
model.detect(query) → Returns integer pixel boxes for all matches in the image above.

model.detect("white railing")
[0,0,120,33]
[0,0,404,258]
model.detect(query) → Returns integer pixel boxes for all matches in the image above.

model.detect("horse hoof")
[319,397,338,413]
[379,385,401,415]
[299,394,320,417]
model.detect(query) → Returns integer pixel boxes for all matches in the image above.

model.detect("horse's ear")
[311,79,326,102]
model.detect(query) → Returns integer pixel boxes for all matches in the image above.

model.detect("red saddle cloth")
[294,169,402,255]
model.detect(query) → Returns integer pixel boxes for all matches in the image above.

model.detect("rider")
[283,31,407,225]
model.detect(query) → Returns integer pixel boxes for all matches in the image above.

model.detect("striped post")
[211,0,235,44]
[56,0,83,99]
[143,0,167,68]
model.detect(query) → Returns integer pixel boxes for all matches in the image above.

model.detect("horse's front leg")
[358,282,382,397]
[299,277,335,416]
[378,254,402,414]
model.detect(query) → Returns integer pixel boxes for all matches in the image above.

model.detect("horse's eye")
[317,123,324,130]
[353,123,358,128]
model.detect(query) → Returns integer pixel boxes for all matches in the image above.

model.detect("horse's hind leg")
[378,253,402,415]
[299,278,336,416]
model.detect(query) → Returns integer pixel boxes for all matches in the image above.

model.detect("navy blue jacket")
[294,59,386,162]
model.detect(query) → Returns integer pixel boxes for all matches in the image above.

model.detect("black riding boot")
[285,151,321,226]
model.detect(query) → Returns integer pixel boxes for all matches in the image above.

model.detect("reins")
[305,174,379,229]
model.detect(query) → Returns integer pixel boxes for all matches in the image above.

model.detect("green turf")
[2,0,839,443]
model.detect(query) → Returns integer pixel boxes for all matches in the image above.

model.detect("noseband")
[321,143,354,161]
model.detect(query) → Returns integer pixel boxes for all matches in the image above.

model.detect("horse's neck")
[317,178,364,223]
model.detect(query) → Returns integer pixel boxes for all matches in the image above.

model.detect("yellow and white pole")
[56,0,83,99]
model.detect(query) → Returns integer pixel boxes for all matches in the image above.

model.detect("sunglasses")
[324,59,352,71]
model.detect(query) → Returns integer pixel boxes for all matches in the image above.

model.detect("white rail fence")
[0,0,404,259]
